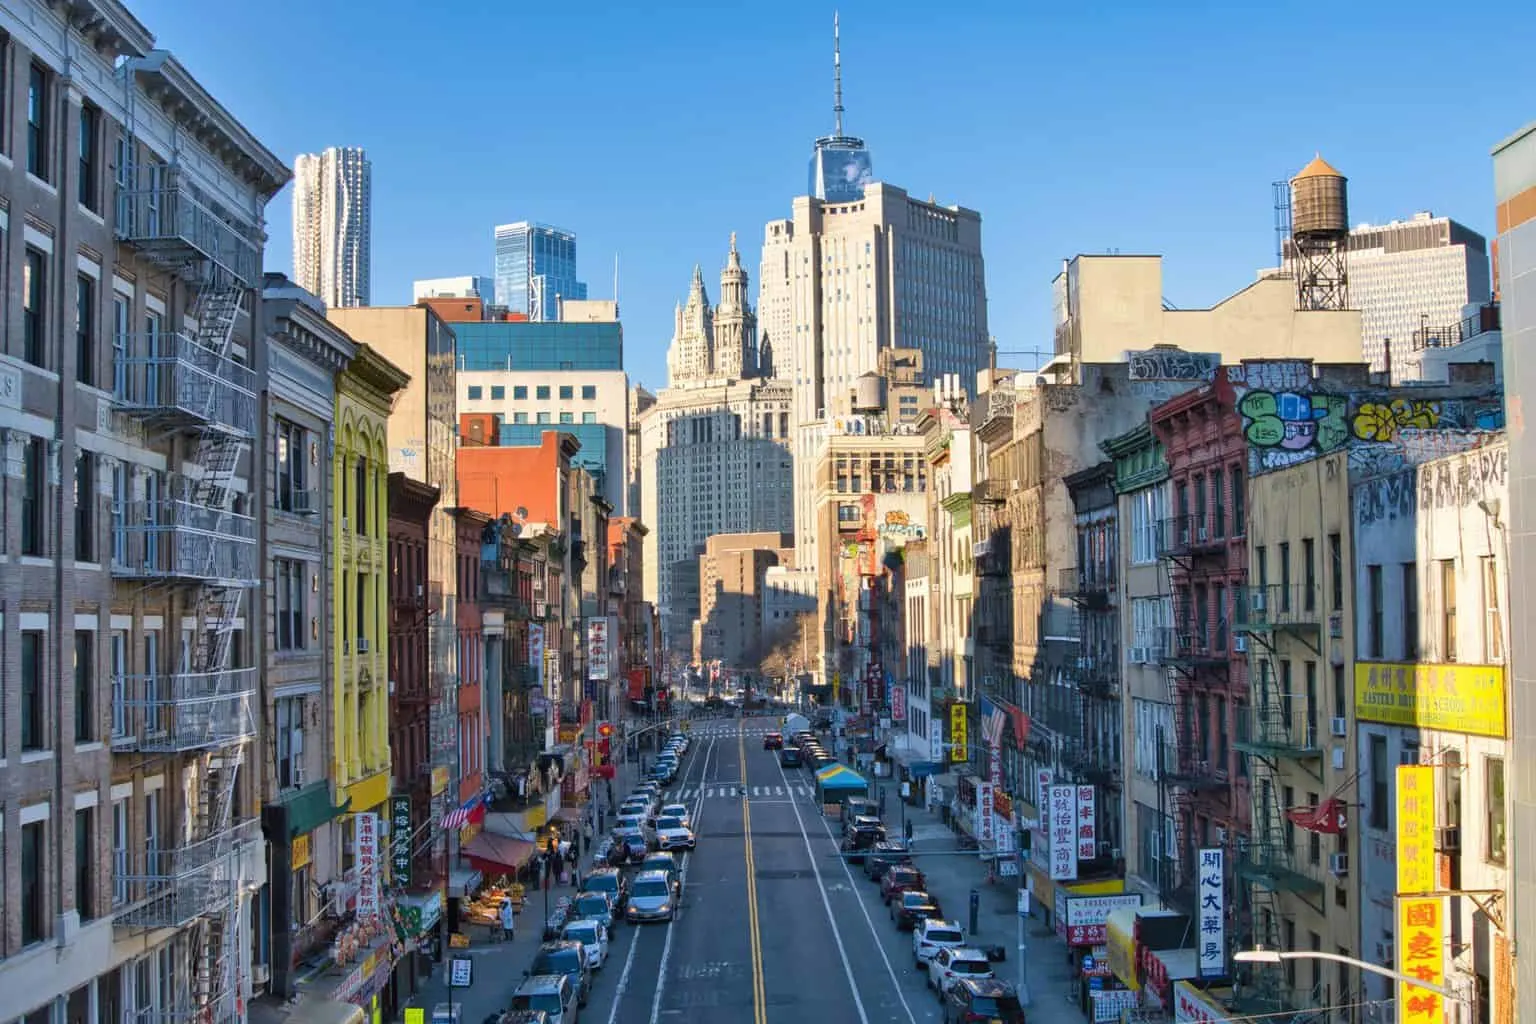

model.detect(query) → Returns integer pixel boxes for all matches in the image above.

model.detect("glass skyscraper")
[493,221,588,320]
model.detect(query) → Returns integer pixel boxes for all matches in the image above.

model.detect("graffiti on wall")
[1238,389,1349,463]
[1353,470,1416,526]
[1128,349,1220,383]
[879,510,927,540]
[1417,443,1507,512]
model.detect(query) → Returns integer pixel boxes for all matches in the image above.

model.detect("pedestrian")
[499,896,516,943]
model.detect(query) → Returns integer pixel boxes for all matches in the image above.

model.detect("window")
[111,294,129,397]
[276,695,305,789]
[559,412,574,424]
[76,807,94,919]
[581,411,597,424]
[76,273,95,385]
[1439,560,1457,661]
[1369,735,1389,830]
[1483,557,1503,662]
[581,385,597,400]
[466,385,483,400]
[75,630,95,742]
[490,385,505,400]
[22,630,45,750]
[558,385,574,400]
[1303,538,1316,610]
[21,820,46,945]
[512,412,528,424]
[1194,475,1207,534]
[1255,545,1268,588]
[1487,757,1506,864]
[75,449,95,561]
[513,385,527,400]
[536,385,551,400]
[1367,565,1383,659]
[1279,542,1291,610]
[1403,562,1419,658]
[536,412,551,424]
[24,246,46,366]
[27,63,49,179]
[78,104,99,210]
[1212,472,1225,538]
[111,799,129,907]
[275,559,305,651]
[1329,533,1343,611]
[354,457,369,535]
[274,418,306,512]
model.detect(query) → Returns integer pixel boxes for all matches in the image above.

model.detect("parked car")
[525,941,591,1007]
[613,828,648,863]
[571,891,617,929]
[778,747,803,768]
[561,918,609,970]
[844,797,880,820]
[495,1011,551,1024]
[581,867,628,910]
[881,865,927,904]
[509,975,576,1024]
[927,946,994,995]
[615,814,647,835]
[763,732,784,750]
[626,869,677,923]
[657,803,691,827]
[863,842,913,881]
[913,918,967,970]
[891,890,941,932]
[656,821,696,852]
[940,978,1026,1023]
[842,822,887,864]
[639,852,682,896]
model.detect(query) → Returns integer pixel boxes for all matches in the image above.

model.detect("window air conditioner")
[293,764,306,786]
[1330,717,1347,738]
[1234,634,1248,653]
[1436,826,1461,852]
[356,637,369,654]
[1329,852,1349,877]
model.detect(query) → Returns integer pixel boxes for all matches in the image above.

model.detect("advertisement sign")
[891,684,907,722]
[1397,765,1436,894]
[989,738,1003,788]
[1355,662,1506,737]
[354,812,381,920]
[587,619,611,681]
[1397,896,1447,1024]
[1174,980,1230,1024]
[950,704,969,761]
[1196,847,1225,978]
[1076,786,1098,861]
[1106,910,1140,991]
[978,783,995,844]
[1065,893,1143,946]
[528,623,545,692]
[1048,784,1079,881]
[447,956,474,988]
[1036,769,1054,813]
[930,723,945,765]
[389,795,412,885]
[1091,989,1138,1023]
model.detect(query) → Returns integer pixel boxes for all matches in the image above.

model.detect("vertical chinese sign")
[587,619,611,680]
[978,783,995,845]
[528,623,546,695]
[355,812,381,920]
[1196,847,1225,978]
[1396,765,1435,894]
[1049,784,1078,880]
[891,684,907,722]
[390,795,413,887]
[950,704,969,761]
[1397,897,1446,1024]
[1076,786,1098,861]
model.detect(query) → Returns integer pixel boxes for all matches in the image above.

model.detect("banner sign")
[1356,662,1505,737]
[950,704,969,761]
[389,795,412,885]
[1049,784,1079,880]
[1076,786,1098,861]
[1064,893,1142,945]
[1397,896,1447,1024]
[354,812,381,920]
[1197,847,1225,978]
[528,624,545,693]
[1397,765,1436,894]
[891,684,907,722]
[930,722,944,765]
[978,783,995,844]
[587,619,610,681]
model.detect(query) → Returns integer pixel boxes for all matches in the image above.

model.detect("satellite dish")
[515,506,529,520]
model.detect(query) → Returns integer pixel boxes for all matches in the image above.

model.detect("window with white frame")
[1483,556,1503,663]
[275,696,305,789]
[1130,597,1170,661]
[112,797,130,907]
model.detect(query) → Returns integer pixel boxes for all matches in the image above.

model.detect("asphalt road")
[578,718,1014,1024]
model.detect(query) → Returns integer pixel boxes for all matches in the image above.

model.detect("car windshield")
[576,896,607,913]
[536,950,581,973]
[953,959,991,974]
[585,875,616,891]
[658,817,684,830]
[971,995,1023,1017]
[929,929,964,943]
[566,924,597,943]
[633,879,670,898]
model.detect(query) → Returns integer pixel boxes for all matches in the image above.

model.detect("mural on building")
[1229,362,1505,475]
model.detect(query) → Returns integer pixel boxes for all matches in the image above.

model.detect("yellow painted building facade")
[333,344,410,814]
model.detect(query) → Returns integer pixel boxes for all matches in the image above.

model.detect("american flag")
[981,700,1006,749]
[440,797,484,831]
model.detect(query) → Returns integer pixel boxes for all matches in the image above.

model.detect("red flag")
[1285,797,1347,834]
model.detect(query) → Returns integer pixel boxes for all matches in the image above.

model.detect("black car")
[863,841,913,881]
[841,823,887,863]
[778,747,803,767]
[581,866,628,909]
[891,889,941,931]
[942,978,1026,1023]
[525,940,592,1007]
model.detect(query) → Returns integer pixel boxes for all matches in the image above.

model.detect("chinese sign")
[1397,896,1446,1024]
[587,619,611,681]
[891,684,907,722]
[292,833,312,871]
[1356,662,1505,737]
[1397,765,1436,894]
[1064,893,1142,946]
[978,783,995,844]
[1091,990,1138,1023]
[528,623,545,692]
[1196,847,1225,978]
[929,724,944,765]
[1076,786,1098,861]
[1049,784,1078,880]
[1036,769,1054,813]
[950,704,968,761]
[1174,980,1229,1024]
[447,955,474,988]
[389,795,412,885]
[354,812,381,921]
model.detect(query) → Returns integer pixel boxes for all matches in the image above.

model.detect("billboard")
[528,623,545,694]
[587,618,611,681]
[1356,662,1505,737]
[950,704,968,761]
[389,796,412,886]
[1064,893,1142,946]
[1076,786,1098,861]
[1396,765,1436,895]
[891,684,907,722]
[977,783,995,844]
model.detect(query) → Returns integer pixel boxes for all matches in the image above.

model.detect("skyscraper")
[292,146,371,308]
[809,13,873,203]
[493,221,588,320]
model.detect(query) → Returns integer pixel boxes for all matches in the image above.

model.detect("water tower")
[1290,154,1349,310]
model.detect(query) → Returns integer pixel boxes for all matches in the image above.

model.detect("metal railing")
[1237,837,1326,896]
[112,331,257,436]
[114,819,263,929]
[113,499,258,585]
[1157,513,1226,558]
[110,668,257,753]
[1236,584,1322,630]
[1235,706,1322,759]
[116,178,261,285]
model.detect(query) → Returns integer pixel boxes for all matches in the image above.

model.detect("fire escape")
[1061,566,1120,799]
[109,117,262,1024]
[1233,580,1329,1011]
[1156,511,1231,910]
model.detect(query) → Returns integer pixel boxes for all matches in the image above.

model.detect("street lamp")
[1234,948,1456,1001]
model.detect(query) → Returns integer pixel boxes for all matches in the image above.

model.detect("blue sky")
[134,0,1533,392]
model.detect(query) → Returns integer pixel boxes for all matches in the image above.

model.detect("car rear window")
[542,950,580,972]
[953,959,990,974]
[970,995,1023,1018]
[586,875,617,891]
[929,929,963,943]
[517,993,562,1013]
[633,879,670,898]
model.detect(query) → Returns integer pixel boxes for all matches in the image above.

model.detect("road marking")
[646,736,716,1024]
[771,752,875,1024]
[741,728,768,1024]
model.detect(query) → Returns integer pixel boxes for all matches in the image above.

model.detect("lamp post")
[1234,948,1457,1001]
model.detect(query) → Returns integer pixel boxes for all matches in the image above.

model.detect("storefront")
[261,780,352,999]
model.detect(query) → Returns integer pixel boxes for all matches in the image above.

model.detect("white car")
[927,946,993,994]
[913,918,967,970]
[657,824,696,851]
[658,803,691,827]
[561,918,609,970]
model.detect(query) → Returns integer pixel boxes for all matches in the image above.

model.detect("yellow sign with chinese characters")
[950,704,968,762]
[1396,765,1436,895]
[1355,662,1506,738]
[291,833,312,871]
[1397,896,1446,1024]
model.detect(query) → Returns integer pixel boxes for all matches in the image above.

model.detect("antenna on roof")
[833,12,844,137]
[614,253,620,312]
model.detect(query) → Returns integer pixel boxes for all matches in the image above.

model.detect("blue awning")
[906,762,939,779]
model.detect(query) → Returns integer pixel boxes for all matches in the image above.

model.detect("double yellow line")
[740,726,768,1024]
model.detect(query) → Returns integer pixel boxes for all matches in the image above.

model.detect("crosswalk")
[666,783,815,801]
[682,722,795,739]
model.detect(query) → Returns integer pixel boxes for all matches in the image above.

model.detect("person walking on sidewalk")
[499,897,516,943]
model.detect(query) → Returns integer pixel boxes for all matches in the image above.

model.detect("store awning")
[462,832,536,875]
[816,764,869,792]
